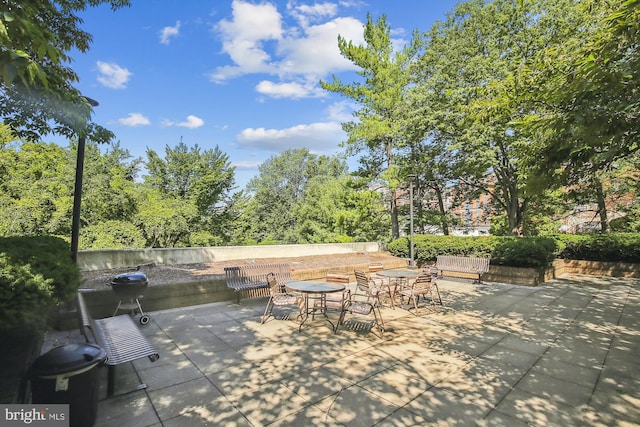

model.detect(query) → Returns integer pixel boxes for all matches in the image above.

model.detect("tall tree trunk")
[435,186,449,235]
[594,177,608,233]
[387,138,400,239]
[390,190,400,239]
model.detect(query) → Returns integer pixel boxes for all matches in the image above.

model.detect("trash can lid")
[30,343,107,377]
[111,272,148,286]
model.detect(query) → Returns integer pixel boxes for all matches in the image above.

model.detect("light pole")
[70,97,99,264]
[408,174,416,269]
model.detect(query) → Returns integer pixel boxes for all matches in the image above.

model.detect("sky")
[61,0,460,189]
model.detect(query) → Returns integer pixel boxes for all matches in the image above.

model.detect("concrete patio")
[44,274,640,426]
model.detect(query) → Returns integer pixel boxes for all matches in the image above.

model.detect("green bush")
[389,233,640,268]
[388,235,559,268]
[558,233,640,262]
[491,236,558,268]
[0,236,80,332]
[81,220,146,249]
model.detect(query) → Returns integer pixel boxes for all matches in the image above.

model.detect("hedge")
[0,236,80,332]
[388,233,640,268]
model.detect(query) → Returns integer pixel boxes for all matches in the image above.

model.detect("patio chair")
[354,269,389,307]
[337,278,385,335]
[261,272,302,323]
[322,272,351,315]
[398,271,443,312]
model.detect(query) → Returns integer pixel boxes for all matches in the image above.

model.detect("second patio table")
[286,280,346,332]
[375,269,420,308]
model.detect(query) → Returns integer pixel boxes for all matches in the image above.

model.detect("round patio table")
[286,281,346,332]
[375,269,421,308]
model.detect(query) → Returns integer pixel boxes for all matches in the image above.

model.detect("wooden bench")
[76,292,159,397]
[436,255,490,283]
[224,263,293,303]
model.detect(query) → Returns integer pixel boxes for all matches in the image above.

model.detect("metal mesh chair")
[337,273,385,335]
[399,271,442,312]
[261,272,302,323]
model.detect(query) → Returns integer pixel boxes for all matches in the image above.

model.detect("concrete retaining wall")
[77,242,383,271]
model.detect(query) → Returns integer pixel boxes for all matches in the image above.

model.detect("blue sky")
[61,0,460,189]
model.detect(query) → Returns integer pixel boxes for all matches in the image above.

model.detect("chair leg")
[373,306,385,333]
[261,298,273,323]
[434,284,443,305]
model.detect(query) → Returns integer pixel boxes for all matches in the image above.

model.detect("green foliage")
[0,141,74,236]
[491,237,559,268]
[320,14,422,239]
[0,0,129,142]
[388,234,559,268]
[80,220,145,249]
[390,233,640,267]
[558,233,640,263]
[0,236,79,332]
[143,142,237,246]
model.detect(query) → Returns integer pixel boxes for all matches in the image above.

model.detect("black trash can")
[30,343,107,427]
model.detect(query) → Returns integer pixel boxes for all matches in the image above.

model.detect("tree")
[0,0,129,142]
[0,140,74,236]
[410,0,585,235]
[525,0,639,178]
[81,141,141,226]
[144,141,237,244]
[521,0,639,230]
[240,149,348,244]
[321,14,422,240]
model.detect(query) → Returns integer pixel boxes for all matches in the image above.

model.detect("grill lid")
[110,272,148,286]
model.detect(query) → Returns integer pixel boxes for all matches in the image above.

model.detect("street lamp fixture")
[70,96,99,264]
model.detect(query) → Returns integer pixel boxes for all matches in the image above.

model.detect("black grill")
[108,272,151,325]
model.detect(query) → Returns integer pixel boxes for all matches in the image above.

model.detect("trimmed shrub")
[0,236,80,332]
[558,233,640,263]
[389,235,560,268]
[390,233,640,268]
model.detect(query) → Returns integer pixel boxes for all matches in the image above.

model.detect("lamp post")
[70,97,99,264]
[407,174,416,269]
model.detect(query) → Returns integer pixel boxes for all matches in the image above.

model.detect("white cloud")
[210,0,283,82]
[177,115,205,129]
[96,61,132,89]
[288,2,338,27]
[255,80,325,99]
[231,160,262,169]
[118,113,150,127]
[236,121,344,152]
[277,17,364,76]
[160,21,181,45]
[210,0,365,99]
[326,100,355,122]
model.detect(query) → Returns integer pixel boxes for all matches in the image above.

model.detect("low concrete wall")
[75,256,409,321]
[77,242,383,271]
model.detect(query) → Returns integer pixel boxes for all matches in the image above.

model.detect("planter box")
[483,260,560,287]
[560,259,640,278]
[483,259,639,286]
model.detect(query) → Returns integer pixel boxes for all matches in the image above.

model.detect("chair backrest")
[326,271,350,284]
[267,272,281,295]
[354,270,371,293]
[368,263,384,274]
[413,273,433,291]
